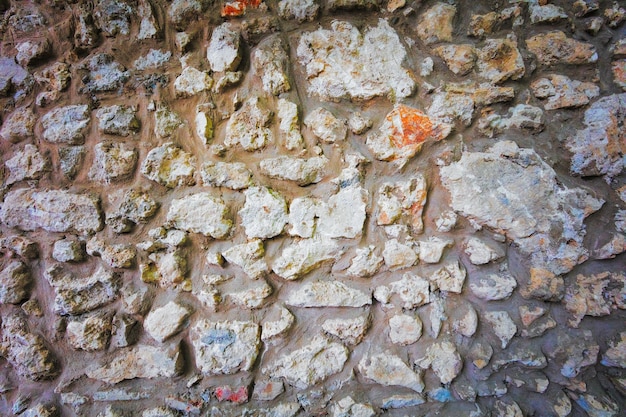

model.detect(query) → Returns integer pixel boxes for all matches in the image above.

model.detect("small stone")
[86,237,136,268]
[304,107,347,144]
[260,156,327,186]
[111,314,139,348]
[494,400,523,417]
[66,314,113,351]
[435,210,457,232]
[484,311,517,349]
[547,330,598,378]
[94,0,132,36]
[195,105,214,144]
[375,273,430,309]
[0,107,36,142]
[16,39,51,67]
[420,57,434,77]
[201,161,251,190]
[59,146,85,179]
[434,44,477,75]
[417,237,453,264]
[261,305,295,342]
[593,233,626,259]
[347,246,384,277]
[317,184,369,239]
[253,378,284,401]
[389,313,422,345]
[168,0,203,29]
[191,319,260,375]
[273,237,342,280]
[519,305,546,327]
[215,385,249,404]
[144,301,191,342]
[35,62,71,106]
[468,12,499,38]
[427,91,475,129]
[141,142,196,187]
[133,49,171,71]
[601,332,626,368]
[224,97,273,151]
[213,71,243,92]
[0,189,102,234]
[1,235,38,259]
[322,315,369,345]
[430,261,466,293]
[380,394,425,409]
[146,252,186,286]
[416,3,456,45]
[87,343,183,384]
[613,59,626,90]
[5,144,50,185]
[382,239,418,270]
[81,53,129,92]
[470,271,517,300]
[531,74,599,110]
[521,315,557,338]
[278,0,319,22]
[154,107,183,139]
[415,341,462,384]
[253,35,290,95]
[166,192,231,238]
[476,37,525,84]
[174,66,213,97]
[239,186,287,239]
[285,281,371,308]
[277,98,304,150]
[207,23,242,72]
[572,393,619,417]
[478,104,544,136]
[451,303,478,337]
[137,0,159,39]
[0,260,31,304]
[96,105,140,136]
[526,31,598,66]
[223,240,268,279]
[88,142,137,184]
[573,0,599,17]
[464,237,504,265]
[107,189,159,231]
[605,2,626,27]
[287,197,319,238]
[41,104,90,145]
[358,352,424,392]
[376,175,428,233]
[564,272,613,327]
[521,268,565,302]
[529,4,568,24]
[264,335,348,389]
[348,112,372,135]
[228,280,273,309]
[469,341,493,369]
[22,404,58,417]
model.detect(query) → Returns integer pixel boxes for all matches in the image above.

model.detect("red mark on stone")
[215,385,249,404]
[221,0,262,17]
[386,104,433,149]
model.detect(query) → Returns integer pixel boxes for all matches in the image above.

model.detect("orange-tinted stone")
[386,104,433,149]
[221,0,262,17]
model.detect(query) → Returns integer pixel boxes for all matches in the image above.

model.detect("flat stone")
[81,53,129,92]
[297,19,415,101]
[469,341,493,369]
[0,313,58,381]
[264,335,348,389]
[141,142,196,187]
[154,107,182,139]
[389,314,422,345]
[0,260,31,304]
[1,189,102,234]
[66,314,113,351]
[224,97,273,151]
[106,189,159,232]
[464,237,504,265]
[565,93,625,179]
[347,246,384,277]
[208,23,242,72]
[278,0,319,21]
[168,0,204,29]
[285,281,370,307]
[252,378,284,401]
[59,146,85,179]
[174,66,212,97]
[96,105,140,136]
[94,0,132,36]
[223,240,268,279]
[440,140,604,275]
[0,107,37,142]
[253,35,290,95]
[138,0,159,39]
[316,184,368,239]
[277,98,304,150]
[191,319,260,375]
[529,4,568,24]
[304,107,346,144]
[5,144,50,185]
[476,37,525,84]
[478,104,544,136]
[526,31,598,66]
[417,237,453,264]
[572,393,620,417]
[133,49,171,71]
[470,271,517,300]
[374,272,430,309]
[86,237,136,268]
[228,280,273,309]
[416,3,456,45]
[468,12,499,37]
[261,305,295,342]
[358,352,424,392]
[430,261,466,293]
[415,341,462,384]
[144,301,191,342]
[15,39,51,67]
[259,156,327,186]
[86,343,183,384]
[427,91,475,130]
[451,303,478,337]
[273,237,342,280]
[330,397,375,417]
[322,315,370,345]
[382,239,418,270]
[201,161,252,190]
[376,175,428,233]
[166,192,231,238]
[88,142,137,184]
[434,44,476,75]
[601,332,626,368]
[531,74,599,110]
[484,311,517,349]
[564,272,613,327]
[41,104,90,145]
[239,186,287,239]
[521,268,564,302]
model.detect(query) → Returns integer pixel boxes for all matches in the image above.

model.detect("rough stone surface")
[201,161,252,190]
[415,341,462,384]
[304,107,346,144]
[166,192,232,238]
[0,260,31,304]
[388,314,422,345]
[416,3,456,45]
[239,186,287,239]
[141,143,196,188]
[0,107,37,142]
[358,352,424,392]
[224,97,273,151]
[273,237,342,280]
[5,144,50,185]
[207,23,242,72]
[253,35,290,95]
[96,105,140,136]
[531,74,599,110]
[259,156,327,186]
[526,31,598,66]
[67,314,113,351]
[144,301,191,342]
[322,315,369,345]
[88,142,137,184]
[476,37,525,84]
[285,281,371,308]
[41,105,90,145]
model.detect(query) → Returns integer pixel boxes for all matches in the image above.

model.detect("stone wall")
[0,0,624,416]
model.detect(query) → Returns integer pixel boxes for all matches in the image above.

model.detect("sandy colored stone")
[602,332,626,368]
[223,239,268,279]
[416,3,455,45]
[376,175,428,233]
[476,37,525,84]
[375,273,430,309]
[470,271,517,300]
[260,156,327,186]
[41,104,90,145]
[224,97,273,151]
[382,239,417,270]
[0,107,36,142]
[529,3,567,24]
[389,314,422,345]
[261,305,295,342]
[316,184,369,239]
[304,107,346,144]
[5,144,50,185]
[96,105,140,136]
[141,142,196,187]
[154,107,182,139]
[239,186,287,239]
[430,261,466,293]
[174,66,213,97]
[88,142,137,184]
[0,260,31,304]
[464,237,504,265]
[531,74,599,110]
[81,53,129,92]
[417,237,453,264]
[323,315,370,345]
[434,44,476,75]
[167,192,231,238]
[86,237,136,268]
[468,12,498,37]
[66,314,113,351]
[144,301,191,342]
[273,237,342,280]
[347,246,384,277]
[285,281,371,308]
[330,397,375,417]
[253,35,290,95]
[278,0,319,21]
[228,280,273,309]
[484,311,517,349]
[526,31,598,66]
[207,23,242,72]
[358,352,424,392]
[277,98,303,150]
[415,341,462,384]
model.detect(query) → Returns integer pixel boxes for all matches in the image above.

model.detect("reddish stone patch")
[215,385,249,404]
[221,0,262,17]
[386,105,433,149]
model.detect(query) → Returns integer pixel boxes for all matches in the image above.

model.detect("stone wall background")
[0,0,624,416]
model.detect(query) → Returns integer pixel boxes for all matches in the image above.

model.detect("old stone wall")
[0,0,624,416]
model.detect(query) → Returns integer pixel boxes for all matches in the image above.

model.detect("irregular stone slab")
[87,343,183,384]
[613,59,626,90]
[565,93,625,179]
[137,0,159,39]
[304,107,347,144]
[46,265,120,315]
[166,192,232,238]
[224,97,273,151]
[174,66,212,97]
[88,142,137,184]
[416,3,456,45]
[264,335,348,389]
[253,35,290,95]
[478,104,544,137]
[476,37,525,84]
[5,144,50,185]
[484,311,517,349]
[571,393,620,417]
[0,57,32,99]
[445,81,515,106]
[86,237,136,268]
[285,281,371,307]
[66,314,113,351]
[207,23,242,72]
[80,53,129,93]
[417,237,453,264]
[374,273,430,309]
[427,91,475,131]
[168,0,204,29]
[521,267,565,302]
[191,319,260,375]
[239,186,287,239]
[0,313,58,381]
[106,189,159,232]
[0,107,37,142]
[330,397,375,417]
[434,44,476,75]
[382,239,417,270]
[278,0,319,21]
[464,237,504,265]
[146,250,188,287]
[451,303,478,337]
[41,104,90,145]
[430,261,466,293]
[0,189,102,234]
[201,161,252,190]
[59,146,85,179]
[297,19,415,101]
[415,341,462,384]
[470,271,517,300]
[526,31,598,66]
[273,237,342,280]
[133,49,171,71]
[141,142,196,188]
[154,107,182,139]
[323,315,370,345]
[287,197,319,238]
[347,246,384,277]
[376,175,428,233]
[94,0,132,36]
[311,184,367,239]
[96,105,140,136]
[602,332,626,368]
[228,280,273,309]
[144,301,191,342]
[222,239,268,279]
[389,314,422,345]
[358,352,424,392]
[529,3,567,24]
[277,98,304,150]
[531,74,599,110]
[0,260,31,304]
[261,305,295,342]
[564,272,613,327]
[259,156,327,186]
[440,140,604,275]
[546,330,598,378]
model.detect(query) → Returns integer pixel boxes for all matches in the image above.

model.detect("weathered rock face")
[41,105,90,145]
[166,192,232,238]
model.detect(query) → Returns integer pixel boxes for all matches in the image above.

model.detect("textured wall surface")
[0,0,625,416]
